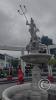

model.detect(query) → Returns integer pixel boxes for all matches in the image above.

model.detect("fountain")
[2,17,52,100]
[21,17,51,100]
[3,3,56,99]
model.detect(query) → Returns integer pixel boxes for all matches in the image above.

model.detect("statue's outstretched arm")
[26,20,30,25]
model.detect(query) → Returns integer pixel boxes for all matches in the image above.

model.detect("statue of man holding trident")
[26,17,39,41]
[18,4,40,52]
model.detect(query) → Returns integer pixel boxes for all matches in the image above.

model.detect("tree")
[48,58,56,65]
[41,36,53,46]
[48,57,56,78]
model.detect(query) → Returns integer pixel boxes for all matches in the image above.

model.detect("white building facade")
[0,54,15,69]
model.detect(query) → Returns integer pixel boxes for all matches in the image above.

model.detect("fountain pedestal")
[30,65,41,100]
[31,65,41,91]
[30,65,48,100]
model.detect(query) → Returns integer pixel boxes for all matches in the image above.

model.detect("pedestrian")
[17,65,24,85]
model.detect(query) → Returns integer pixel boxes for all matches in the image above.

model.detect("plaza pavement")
[0,77,17,84]
[0,77,32,84]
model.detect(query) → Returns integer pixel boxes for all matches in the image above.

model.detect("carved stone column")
[30,65,41,100]
[30,65,48,100]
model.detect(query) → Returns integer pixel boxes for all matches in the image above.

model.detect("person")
[17,65,24,84]
[48,75,54,83]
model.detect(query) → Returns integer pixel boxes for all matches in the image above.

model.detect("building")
[48,44,56,56]
[0,53,15,69]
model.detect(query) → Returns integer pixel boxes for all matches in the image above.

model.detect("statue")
[18,5,47,53]
[18,5,40,52]
[26,17,40,53]
[26,17,39,40]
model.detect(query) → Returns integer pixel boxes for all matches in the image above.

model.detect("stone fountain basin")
[21,53,51,64]
[2,83,56,100]
[2,83,31,100]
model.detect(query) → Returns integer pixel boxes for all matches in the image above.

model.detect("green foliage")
[48,58,56,65]
[11,58,19,68]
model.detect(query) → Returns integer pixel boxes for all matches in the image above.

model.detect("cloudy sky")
[0,0,56,57]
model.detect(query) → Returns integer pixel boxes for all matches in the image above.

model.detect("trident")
[18,4,28,22]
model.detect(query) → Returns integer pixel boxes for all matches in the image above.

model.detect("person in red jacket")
[17,65,24,84]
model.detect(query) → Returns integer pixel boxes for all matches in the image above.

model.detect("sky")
[0,0,56,57]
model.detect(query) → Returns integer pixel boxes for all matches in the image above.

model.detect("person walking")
[17,65,24,84]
